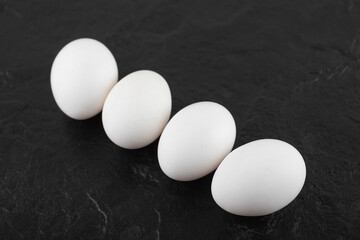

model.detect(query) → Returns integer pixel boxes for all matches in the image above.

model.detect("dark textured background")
[1,0,360,239]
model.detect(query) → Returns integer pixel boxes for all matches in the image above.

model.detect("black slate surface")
[1,0,360,239]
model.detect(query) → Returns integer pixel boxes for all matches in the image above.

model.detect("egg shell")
[51,38,118,120]
[102,70,171,149]
[211,139,306,216]
[158,101,236,181]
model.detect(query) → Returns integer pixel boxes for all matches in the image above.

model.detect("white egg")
[102,70,171,149]
[211,139,306,216]
[51,38,118,120]
[158,101,236,181]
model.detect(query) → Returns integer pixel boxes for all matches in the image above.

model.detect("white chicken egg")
[51,38,118,120]
[102,70,171,149]
[211,139,306,216]
[158,101,236,181]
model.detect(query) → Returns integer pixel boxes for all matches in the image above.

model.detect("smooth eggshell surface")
[211,139,306,216]
[102,70,171,149]
[158,101,236,181]
[51,38,118,120]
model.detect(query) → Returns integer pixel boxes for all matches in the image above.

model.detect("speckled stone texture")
[0,0,360,239]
